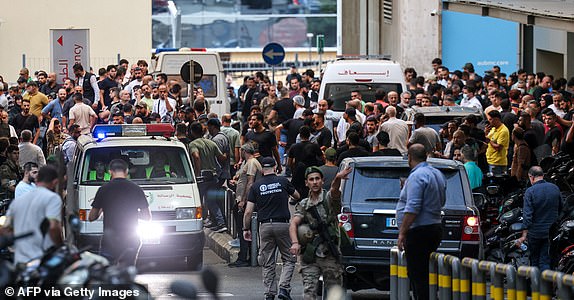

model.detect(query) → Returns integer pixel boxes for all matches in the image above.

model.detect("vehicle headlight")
[176,207,200,219]
[137,222,163,238]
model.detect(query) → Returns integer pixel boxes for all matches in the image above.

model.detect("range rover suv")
[337,156,483,291]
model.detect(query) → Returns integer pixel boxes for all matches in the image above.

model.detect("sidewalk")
[204,228,239,263]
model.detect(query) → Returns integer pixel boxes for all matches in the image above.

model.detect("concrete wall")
[340,0,440,75]
[0,0,151,83]
[533,26,571,77]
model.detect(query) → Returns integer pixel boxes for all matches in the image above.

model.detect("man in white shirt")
[152,84,176,120]
[5,165,63,264]
[15,162,38,198]
[379,106,409,155]
[460,86,483,110]
[123,67,144,99]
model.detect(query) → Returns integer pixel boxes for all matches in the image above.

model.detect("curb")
[204,228,239,263]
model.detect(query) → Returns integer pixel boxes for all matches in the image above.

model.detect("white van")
[65,124,204,270]
[150,48,230,117]
[318,59,407,113]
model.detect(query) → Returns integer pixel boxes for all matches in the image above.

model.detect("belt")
[259,218,289,224]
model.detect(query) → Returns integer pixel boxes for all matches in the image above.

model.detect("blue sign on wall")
[442,11,519,76]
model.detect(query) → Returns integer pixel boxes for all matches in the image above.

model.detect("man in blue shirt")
[516,166,561,271]
[396,143,446,300]
[41,88,67,123]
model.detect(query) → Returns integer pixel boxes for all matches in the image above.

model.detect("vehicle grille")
[152,211,177,220]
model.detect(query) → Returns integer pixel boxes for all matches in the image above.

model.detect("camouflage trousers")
[300,255,343,300]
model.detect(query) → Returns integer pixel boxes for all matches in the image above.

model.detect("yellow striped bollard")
[429,252,440,300]
[438,253,451,300]
[540,270,562,300]
[516,266,540,300]
[461,257,486,300]
[494,263,517,300]
[397,249,410,300]
[390,247,399,300]
[478,261,497,300]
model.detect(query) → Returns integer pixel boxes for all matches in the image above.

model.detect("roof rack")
[336,54,392,61]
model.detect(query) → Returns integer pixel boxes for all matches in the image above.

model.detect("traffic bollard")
[494,263,517,300]
[391,247,399,300]
[559,273,574,300]
[540,270,562,300]
[449,256,461,300]
[516,266,540,300]
[397,249,410,300]
[438,253,452,300]
[461,257,486,300]
[429,252,440,300]
[459,257,472,300]
[478,261,496,300]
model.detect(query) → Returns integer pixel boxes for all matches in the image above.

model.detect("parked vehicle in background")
[150,48,230,117]
[337,156,482,291]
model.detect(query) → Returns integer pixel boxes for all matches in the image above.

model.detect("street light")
[306,32,314,62]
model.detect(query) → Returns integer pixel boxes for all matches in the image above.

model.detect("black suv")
[338,156,483,291]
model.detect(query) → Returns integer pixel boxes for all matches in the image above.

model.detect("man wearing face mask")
[460,86,483,110]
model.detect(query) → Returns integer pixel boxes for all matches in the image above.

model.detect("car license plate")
[142,237,160,245]
[386,218,398,228]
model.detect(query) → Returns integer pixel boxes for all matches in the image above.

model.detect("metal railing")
[389,249,574,299]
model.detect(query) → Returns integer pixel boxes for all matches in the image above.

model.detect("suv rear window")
[324,83,403,111]
[81,146,194,185]
[349,167,465,210]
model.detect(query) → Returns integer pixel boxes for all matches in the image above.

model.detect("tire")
[186,255,204,271]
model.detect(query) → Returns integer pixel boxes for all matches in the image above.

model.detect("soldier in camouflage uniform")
[0,145,23,199]
[289,165,352,300]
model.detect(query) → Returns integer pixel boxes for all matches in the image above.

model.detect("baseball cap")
[207,118,221,127]
[293,95,305,107]
[135,101,147,109]
[241,142,255,154]
[324,148,336,161]
[305,166,323,179]
[261,157,276,168]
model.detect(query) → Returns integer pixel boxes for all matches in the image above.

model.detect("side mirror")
[200,170,215,182]
[473,193,486,208]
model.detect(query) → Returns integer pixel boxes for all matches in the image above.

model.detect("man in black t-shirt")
[288,126,324,196]
[10,99,39,139]
[89,159,151,266]
[245,113,282,173]
[337,132,371,165]
[243,157,300,300]
[98,65,119,108]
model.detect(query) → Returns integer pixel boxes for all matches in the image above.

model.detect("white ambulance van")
[65,124,204,270]
[150,48,229,117]
[318,58,407,115]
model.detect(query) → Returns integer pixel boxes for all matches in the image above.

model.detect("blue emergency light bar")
[92,124,175,140]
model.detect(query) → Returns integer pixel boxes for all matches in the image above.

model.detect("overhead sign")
[180,60,204,84]
[50,29,90,85]
[262,42,285,65]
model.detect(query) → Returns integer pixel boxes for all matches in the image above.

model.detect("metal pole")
[459,259,471,300]
[22,54,26,68]
[190,60,194,106]
[429,252,439,300]
[319,52,322,75]
[272,65,275,85]
[450,256,461,300]
[438,254,451,300]
[250,212,258,267]
[390,247,399,300]
[398,250,410,300]
[117,53,121,65]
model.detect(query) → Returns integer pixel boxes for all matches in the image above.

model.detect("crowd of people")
[1,58,574,299]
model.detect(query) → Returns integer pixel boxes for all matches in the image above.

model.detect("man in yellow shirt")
[23,82,49,119]
[485,110,509,176]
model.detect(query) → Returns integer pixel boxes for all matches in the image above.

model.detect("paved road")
[136,248,385,299]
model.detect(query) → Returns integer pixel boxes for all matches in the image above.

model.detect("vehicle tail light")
[79,209,89,221]
[354,79,373,82]
[338,213,354,238]
[462,215,480,241]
